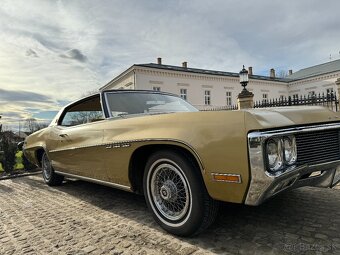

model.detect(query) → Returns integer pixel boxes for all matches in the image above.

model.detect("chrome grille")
[295,129,340,165]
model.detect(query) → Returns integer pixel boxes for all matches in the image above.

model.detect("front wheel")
[41,152,64,186]
[143,150,219,236]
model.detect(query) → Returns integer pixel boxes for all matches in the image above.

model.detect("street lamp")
[239,65,249,92]
[237,65,254,109]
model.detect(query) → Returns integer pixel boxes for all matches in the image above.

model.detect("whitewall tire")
[143,150,219,236]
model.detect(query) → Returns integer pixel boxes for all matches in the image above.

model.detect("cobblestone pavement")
[0,175,339,255]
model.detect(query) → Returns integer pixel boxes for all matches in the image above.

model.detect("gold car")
[24,90,340,236]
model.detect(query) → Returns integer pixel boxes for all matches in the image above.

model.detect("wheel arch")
[128,142,204,194]
[34,147,46,167]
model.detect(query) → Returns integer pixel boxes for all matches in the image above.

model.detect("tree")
[25,118,48,134]
[25,118,38,134]
[0,132,16,173]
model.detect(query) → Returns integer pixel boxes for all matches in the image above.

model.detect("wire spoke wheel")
[150,161,190,221]
[42,153,52,180]
[41,152,64,186]
[144,150,219,236]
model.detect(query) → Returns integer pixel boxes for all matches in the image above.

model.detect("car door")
[47,95,107,180]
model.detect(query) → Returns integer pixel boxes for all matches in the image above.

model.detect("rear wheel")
[143,150,219,236]
[41,152,64,186]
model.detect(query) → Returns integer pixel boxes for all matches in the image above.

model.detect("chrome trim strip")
[54,171,132,192]
[245,123,340,206]
[49,141,131,153]
[248,122,340,140]
[49,138,205,172]
[211,173,242,183]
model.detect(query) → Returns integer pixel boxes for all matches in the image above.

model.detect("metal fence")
[254,92,339,112]
[199,104,238,111]
[199,92,339,112]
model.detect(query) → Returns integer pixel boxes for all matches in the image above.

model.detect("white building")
[100,58,340,109]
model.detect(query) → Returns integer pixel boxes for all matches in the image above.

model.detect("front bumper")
[245,124,340,206]
[245,160,340,206]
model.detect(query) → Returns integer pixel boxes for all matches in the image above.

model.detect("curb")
[0,171,42,181]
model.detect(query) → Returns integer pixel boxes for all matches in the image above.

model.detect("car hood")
[243,106,340,131]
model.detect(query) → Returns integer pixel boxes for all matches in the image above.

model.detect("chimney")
[248,66,253,75]
[182,61,187,68]
[289,69,293,75]
[270,68,275,78]
[157,57,162,65]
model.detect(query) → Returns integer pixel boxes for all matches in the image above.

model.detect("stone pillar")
[237,90,254,110]
[336,78,340,96]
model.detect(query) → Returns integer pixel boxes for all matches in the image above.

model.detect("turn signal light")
[212,173,241,183]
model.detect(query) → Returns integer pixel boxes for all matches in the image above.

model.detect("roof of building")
[102,59,340,90]
[287,59,340,80]
[135,63,290,82]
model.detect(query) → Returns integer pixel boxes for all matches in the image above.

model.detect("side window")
[59,96,103,127]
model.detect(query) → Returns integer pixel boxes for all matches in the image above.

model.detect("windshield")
[104,91,198,118]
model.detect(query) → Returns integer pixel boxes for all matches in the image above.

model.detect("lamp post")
[237,65,254,109]
[239,65,249,93]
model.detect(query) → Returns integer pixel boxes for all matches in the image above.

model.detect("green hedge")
[14,151,24,170]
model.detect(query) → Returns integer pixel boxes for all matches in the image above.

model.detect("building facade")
[100,58,340,110]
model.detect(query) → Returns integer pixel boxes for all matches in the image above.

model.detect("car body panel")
[48,123,105,180]
[23,91,340,204]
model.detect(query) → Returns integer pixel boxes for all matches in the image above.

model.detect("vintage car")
[23,90,340,236]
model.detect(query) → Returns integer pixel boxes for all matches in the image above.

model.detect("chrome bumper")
[245,124,340,206]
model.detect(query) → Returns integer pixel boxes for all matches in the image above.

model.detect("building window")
[153,86,161,91]
[226,91,232,106]
[326,88,334,95]
[180,88,187,100]
[204,90,211,105]
[308,91,315,97]
[262,93,268,103]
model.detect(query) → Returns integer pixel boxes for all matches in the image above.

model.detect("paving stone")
[82,245,97,253]
[0,175,339,254]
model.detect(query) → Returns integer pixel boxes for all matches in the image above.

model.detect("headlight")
[283,136,297,165]
[266,138,283,171]
[265,135,297,172]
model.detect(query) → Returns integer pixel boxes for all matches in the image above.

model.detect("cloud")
[0,88,53,102]
[32,111,58,120]
[59,49,87,62]
[1,0,340,130]
[26,48,38,57]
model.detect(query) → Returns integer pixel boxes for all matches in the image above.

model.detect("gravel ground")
[0,175,339,255]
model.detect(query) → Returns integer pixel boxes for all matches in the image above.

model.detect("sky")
[1,0,340,130]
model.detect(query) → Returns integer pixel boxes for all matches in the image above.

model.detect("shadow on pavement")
[13,175,340,254]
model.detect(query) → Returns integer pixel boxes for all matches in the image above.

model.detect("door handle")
[59,134,68,138]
